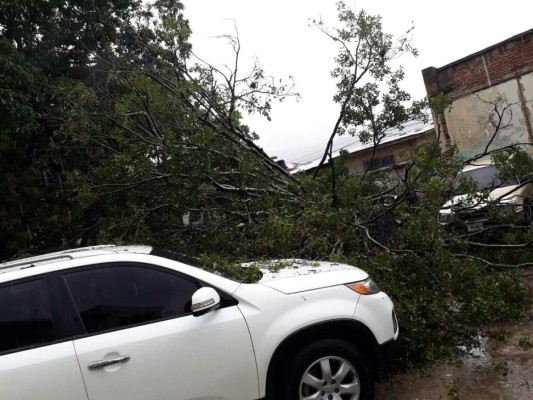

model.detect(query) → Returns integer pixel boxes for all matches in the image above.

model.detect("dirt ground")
[374,280,533,400]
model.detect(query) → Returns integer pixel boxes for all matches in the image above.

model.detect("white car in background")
[0,245,398,400]
[438,158,533,232]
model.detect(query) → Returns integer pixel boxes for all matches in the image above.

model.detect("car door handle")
[88,355,131,370]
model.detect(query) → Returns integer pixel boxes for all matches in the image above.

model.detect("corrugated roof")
[290,118,434,173]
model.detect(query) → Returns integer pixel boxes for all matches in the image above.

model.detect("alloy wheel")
[299,356,360,400]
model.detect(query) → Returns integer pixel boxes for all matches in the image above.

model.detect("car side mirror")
[191,287,221,317]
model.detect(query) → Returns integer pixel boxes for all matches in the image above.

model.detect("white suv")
[0,245,398,400]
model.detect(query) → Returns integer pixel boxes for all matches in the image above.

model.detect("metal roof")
[290,118,435,173]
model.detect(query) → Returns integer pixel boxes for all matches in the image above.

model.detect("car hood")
[440,184,523,214]
[244,259,368,294]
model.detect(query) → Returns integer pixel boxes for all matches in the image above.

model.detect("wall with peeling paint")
[444,74,533,158]
[422,28,533,159]
[522,73,533,137]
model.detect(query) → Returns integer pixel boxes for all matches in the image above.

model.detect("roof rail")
[0,245,153,273]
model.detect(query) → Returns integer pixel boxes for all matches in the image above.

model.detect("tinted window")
[64,265,199,334]
[455,165,518,192]
[0,279,57,353]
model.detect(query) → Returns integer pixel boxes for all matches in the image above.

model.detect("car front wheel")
[524,202,533,225]
[284,339,373,400]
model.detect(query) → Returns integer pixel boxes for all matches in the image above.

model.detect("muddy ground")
[375,278,533,400]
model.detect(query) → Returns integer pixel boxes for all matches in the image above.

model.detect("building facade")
[423,28,533,158]
[293,119,435,182]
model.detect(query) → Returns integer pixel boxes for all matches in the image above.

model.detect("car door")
[0,276,88,400]
[64,263,258,400]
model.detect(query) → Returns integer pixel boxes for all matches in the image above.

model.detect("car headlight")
[346,277,381,295]
[438,212,451,224]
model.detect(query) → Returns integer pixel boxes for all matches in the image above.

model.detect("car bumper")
[376,308,398,368]
[376,337,396,368]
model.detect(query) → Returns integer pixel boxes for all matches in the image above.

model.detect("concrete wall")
[444,74,533,158]
[423,29,533,158]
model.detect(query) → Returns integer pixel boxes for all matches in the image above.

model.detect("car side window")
[64,264,200,335]
[0,279,58,354]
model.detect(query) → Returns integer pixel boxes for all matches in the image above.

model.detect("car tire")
[283,338,374,400]
[525,202,533,226]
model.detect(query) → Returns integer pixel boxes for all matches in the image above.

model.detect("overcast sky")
[181,0,533,163]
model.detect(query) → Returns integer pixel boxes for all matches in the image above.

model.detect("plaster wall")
[423,28,533,158]
[444,73,533,158]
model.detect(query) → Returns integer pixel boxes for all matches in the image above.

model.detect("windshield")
[454,165,518,192]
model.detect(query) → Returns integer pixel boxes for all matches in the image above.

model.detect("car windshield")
[454,165,518,193]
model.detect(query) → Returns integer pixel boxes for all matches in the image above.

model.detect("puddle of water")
[375,315,533,399]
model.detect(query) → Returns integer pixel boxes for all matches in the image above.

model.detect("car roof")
[0,245,242,293]
[0,245,153,275]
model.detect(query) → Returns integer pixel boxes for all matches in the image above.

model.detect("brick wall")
[422,28,533,153]
[423,28,533,100]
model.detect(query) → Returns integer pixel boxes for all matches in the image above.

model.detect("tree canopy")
[0,0,297,258]
[1,0,531,370]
